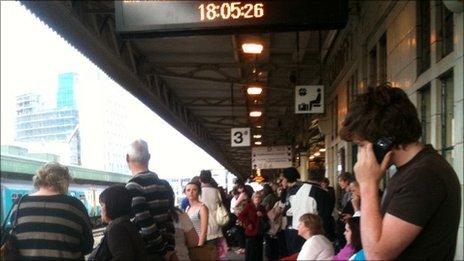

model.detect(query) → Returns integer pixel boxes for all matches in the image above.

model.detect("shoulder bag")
[1,195,27,260]
[215,190,230,226]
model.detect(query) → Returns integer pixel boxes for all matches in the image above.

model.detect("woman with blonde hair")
[10,162,93,259]
[297,213,334,260]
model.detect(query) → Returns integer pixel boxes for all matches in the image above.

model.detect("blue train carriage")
[69,190,91,214]
[1,184,33,226]
[69,186,103,227]
[1,182,104,229]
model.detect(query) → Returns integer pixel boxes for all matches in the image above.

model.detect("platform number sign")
[231,128,250,147]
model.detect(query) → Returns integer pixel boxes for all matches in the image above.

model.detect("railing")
[92,227,106,238]
[0,154,130,184]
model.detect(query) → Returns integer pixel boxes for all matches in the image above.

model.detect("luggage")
[188,244,217,261]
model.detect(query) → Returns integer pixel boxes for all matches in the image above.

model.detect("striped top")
[12,194,93,260]
[126,171,175,256]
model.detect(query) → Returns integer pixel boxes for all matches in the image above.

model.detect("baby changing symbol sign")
[295,85,324,114]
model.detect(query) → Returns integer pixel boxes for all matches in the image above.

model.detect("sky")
[0,1,224,179]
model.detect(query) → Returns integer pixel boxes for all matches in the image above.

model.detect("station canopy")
[22,1,347,179]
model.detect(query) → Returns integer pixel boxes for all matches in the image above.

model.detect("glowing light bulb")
[249,111,262,117]
[247,86,263,95]
[242,43,263,54]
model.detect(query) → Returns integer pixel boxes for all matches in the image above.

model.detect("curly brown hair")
[33,162,72,194]
[339,83,422,147]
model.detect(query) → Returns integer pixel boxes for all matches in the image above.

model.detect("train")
[1,179,106,228]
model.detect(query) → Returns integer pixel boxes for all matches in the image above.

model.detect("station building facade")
[315,1,463,258]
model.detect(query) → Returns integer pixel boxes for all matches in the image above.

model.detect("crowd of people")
[221,166,361,261]
[2,84,461,260]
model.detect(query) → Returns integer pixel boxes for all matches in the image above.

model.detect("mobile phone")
[373,137,393,164]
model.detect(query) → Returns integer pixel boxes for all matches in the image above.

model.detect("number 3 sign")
[231,128,250,147]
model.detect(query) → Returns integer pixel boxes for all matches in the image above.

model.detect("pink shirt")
[333,244,356,261]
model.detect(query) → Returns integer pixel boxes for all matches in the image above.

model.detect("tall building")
[16,93,42,116]
[13,71,132,173]
[57,72,77,109]
[15,73,81,165]
[15,109,79,142]
[77,71,131,174]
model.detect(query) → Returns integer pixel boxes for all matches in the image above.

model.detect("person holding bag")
[199,170,229,259]
[2,162,93,260]
[88,185,148,261]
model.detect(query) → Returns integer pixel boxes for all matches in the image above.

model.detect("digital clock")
[198,2,264,21]
[115,1,348,38]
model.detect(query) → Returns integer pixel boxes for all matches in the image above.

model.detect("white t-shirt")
[174,211,195,261]
[297,234,334,260]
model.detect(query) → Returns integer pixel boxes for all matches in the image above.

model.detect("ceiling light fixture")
[247,86,263,95]
[253,134,262,139]
[242,43,263,54]
[254,141,262,145]
[309,155,315,160]
[256,125,262,128]
[249,111,262,117]
[319,148,326,152]
[314,152,321,157]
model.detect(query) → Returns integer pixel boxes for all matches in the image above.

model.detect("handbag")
[215,190,230,226]
[216,203,230,226]
[1,195,26,261]
[260,217,271,234]
[188,244,216,261]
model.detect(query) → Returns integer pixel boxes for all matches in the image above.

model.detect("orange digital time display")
[115,1,348,38]
[198,2,264,21]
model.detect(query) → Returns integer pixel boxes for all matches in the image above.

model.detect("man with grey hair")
[125,139,176,259]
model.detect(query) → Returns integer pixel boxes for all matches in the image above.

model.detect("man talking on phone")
[339,83,460,260]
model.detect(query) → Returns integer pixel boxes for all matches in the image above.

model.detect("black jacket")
[284,182,335,241]
[89,216,148,261]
